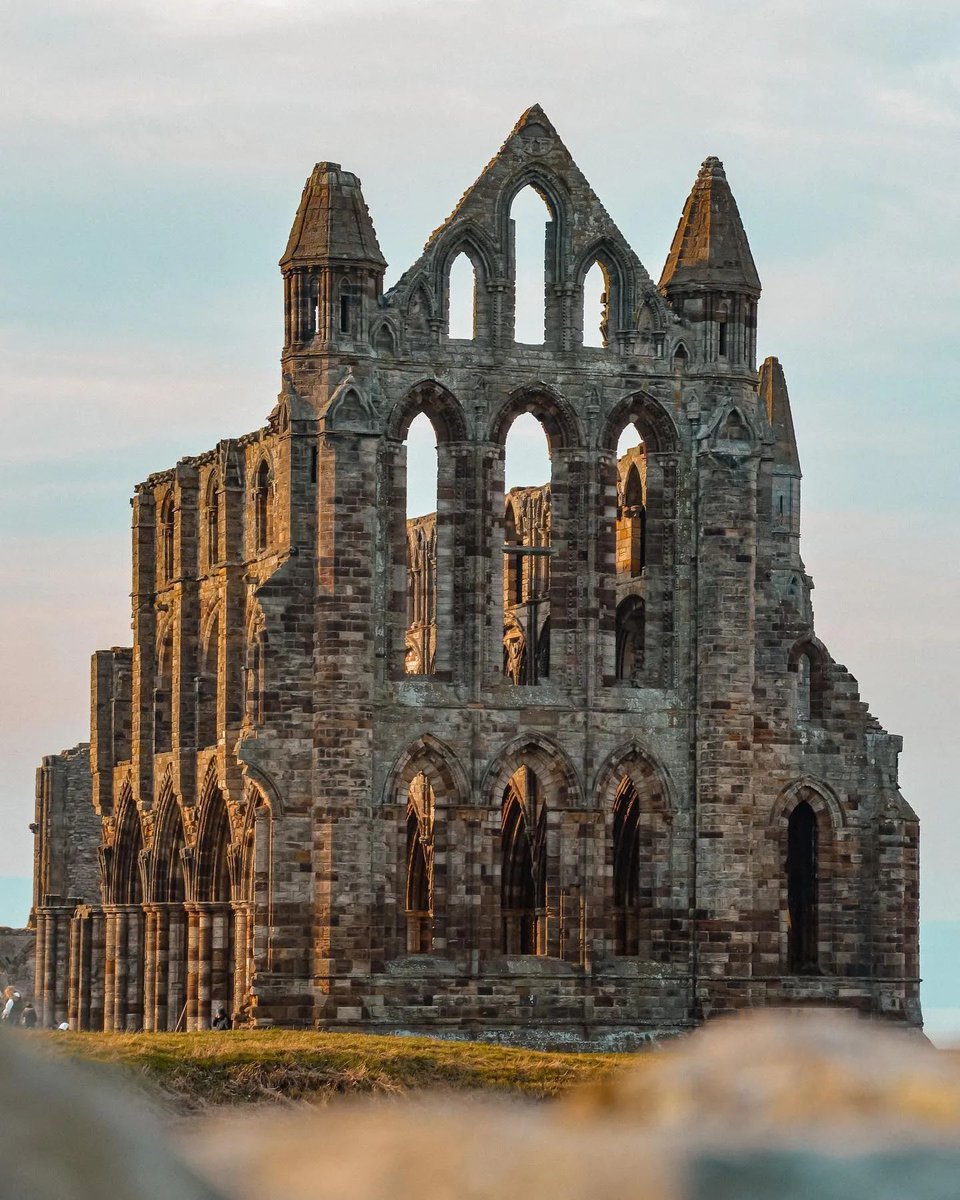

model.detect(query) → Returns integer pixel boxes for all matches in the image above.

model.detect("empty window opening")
[339,292,352,334]
[787,800,819,973]
[501,768,546,954]
[718,320,728,357]
[615,596,645,684]
[404,413,438,676]
[511,186,550,344]
[616,425,646,578]
[405,772,434,953]
[447,252,476,340]
[583,260,608,348]
[613,779,641,954]
[253,460,272,553]
[503,414,551,685]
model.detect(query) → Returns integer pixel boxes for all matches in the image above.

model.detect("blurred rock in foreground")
[7,1011,960,1200]
[184,1011,960,1200]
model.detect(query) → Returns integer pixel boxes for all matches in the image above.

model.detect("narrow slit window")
[503,413,551,685]
[404,413,438,676]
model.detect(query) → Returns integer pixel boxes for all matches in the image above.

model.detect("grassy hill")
[32,1029,634,1111]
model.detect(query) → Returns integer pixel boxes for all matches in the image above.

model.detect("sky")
[2,0,958,1024]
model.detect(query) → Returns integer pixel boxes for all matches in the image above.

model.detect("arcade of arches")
[30,107,919,1035]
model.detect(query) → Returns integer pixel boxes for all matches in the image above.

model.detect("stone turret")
[659,156,760,368]
[280,162,386,355]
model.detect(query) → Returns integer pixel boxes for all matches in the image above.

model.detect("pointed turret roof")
[281,162,386,269]
[659,157,760,296]
[759,356,800,472]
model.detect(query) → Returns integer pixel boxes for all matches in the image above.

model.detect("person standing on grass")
[20,1003,37,1028]
[212,1006,231,1030]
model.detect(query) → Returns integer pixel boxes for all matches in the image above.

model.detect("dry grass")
[28,1029,634,1111]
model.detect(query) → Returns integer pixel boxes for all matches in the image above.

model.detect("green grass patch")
[29,1029,634,1111]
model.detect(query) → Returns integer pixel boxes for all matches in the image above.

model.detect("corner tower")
[280,163,386,359]
[659,156,760,369]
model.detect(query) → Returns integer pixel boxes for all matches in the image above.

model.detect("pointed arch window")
[615,596,645,684]
[154,630,173,754]
[404,413,438,676]
[510,186,551,344]
[204,474,220,570]
[582,260,608,348]
[447,252,477,340]
[253,460,272,553]
[405,773,434,953]
[158,494,175,584]
[501,768,546,954]
[787,800,818,973]
[617,429,646,579]
[613,780,641,954]
[197,616,218,748]
[246,626,266,725]
[503,414,552,685]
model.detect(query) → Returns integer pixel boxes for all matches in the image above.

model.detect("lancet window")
[501,767,546,955]
[405,773,435,953]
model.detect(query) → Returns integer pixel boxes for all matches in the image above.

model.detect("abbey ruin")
[30,107,920,1034]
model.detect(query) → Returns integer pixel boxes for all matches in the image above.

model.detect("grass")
[30,1029,635,1111]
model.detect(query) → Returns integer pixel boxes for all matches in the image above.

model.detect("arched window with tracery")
[158,494,175,584]
[787,799,819,973]
[405,773,435,953]
[253,459,272,553]
[501,767,546,955]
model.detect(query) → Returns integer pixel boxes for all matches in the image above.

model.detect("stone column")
[124,905,144,1031]
[67,916,81,1030]
[184,903,200,1031]
[153,904,171,1033]
[142,906,159,1032]
[42,910,57,1027]
[196,904,213,1030]
[111,904,129,1031]
[210,903,231,1021]
[33,910,48,1026]
[232,904,250,1008]
[87,907,106,1032]
[167,905,187,1031]
[102,907,117,1032]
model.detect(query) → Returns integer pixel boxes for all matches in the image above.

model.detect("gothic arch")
[194,766,233,903]
[481,733,583,811]
[387,379,468,443]
[490,384,583,451]
[770,777,845,831]
[383,733,470,808]
[601,391,679,455]
[237,755,285,819]
[110,786,144,905]
[434,220,498,286]
[495,167,571,262]
[150,782,188,904]
[593,741,677,814]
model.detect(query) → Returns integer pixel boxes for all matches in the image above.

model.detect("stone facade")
[32,106,920,1033]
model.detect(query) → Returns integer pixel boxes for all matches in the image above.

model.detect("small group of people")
[1,986,37,1028]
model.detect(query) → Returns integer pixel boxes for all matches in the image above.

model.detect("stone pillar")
[67,917,81,1030]
[153,904,171,1033]
[196,904,213,1030]
[232,904,250,1009]
[185,904,200,1031]
[167,905,187,1031]
[111,905,129,1031]
[124,905,144,1031]
[42,910,57,1027]
[86,907,106,1032]
[142,906,159,1032]
[102,907,117,1032]
[210,903,231,1021]
[33,910,48,1026]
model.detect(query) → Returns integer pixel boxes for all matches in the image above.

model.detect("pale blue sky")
[2,0,958,1023]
